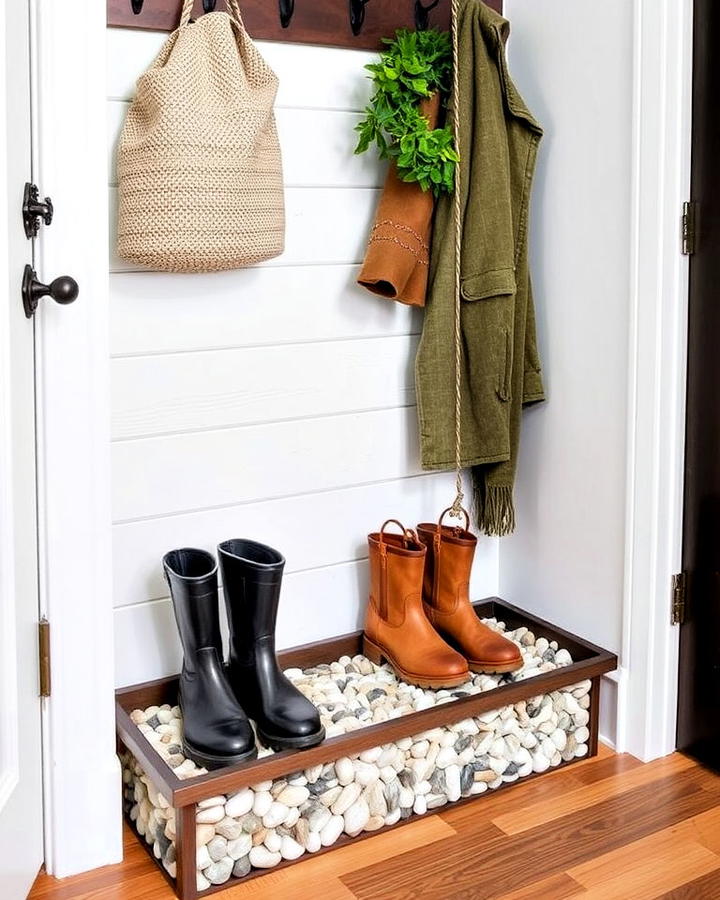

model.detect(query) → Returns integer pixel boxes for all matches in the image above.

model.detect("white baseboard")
[598,671,621,750]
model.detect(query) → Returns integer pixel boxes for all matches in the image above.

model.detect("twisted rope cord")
[180,0,243,27]
[448,0,465,520]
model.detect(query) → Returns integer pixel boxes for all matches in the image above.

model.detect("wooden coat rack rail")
[107,0,503,51]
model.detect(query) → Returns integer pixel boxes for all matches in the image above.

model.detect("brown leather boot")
[417,510,523,674]
[362,520,469,689]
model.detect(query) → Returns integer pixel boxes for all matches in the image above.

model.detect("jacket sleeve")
[458,10,517,304]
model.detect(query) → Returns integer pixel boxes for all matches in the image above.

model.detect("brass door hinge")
[671,572,687,625]
[38,618,51,697]
[682,201,697,256]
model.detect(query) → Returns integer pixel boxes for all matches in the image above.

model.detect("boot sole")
[362,634,469,689]
[257,726,326,752]
[181,738,257,771]
[468,659,524,675]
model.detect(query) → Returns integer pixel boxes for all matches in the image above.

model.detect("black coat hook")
[279,0,295,28]
[131,0,143,13]
[415,0,440,31]
[350,0,370,36]
[203,0,217,11]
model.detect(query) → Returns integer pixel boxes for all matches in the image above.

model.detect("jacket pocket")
[461,267,516,302]
[460,268,515,406]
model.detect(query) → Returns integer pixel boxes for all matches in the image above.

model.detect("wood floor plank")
[223,876,357,900]
[493,871,586,900]
[341,768,720,900]
[576,843,719,900]
[656,867,720,899]
[217,816,456,899]
[491,753,696,836]
[568,827,720,898]
[440,752,641,833]
[679,804,720,855]
[29,848,175,900]
[568,804,720,892]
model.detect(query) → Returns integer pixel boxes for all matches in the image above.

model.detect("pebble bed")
[121,619,593,891]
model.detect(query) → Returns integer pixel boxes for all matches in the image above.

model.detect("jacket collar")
[474,0,543,135]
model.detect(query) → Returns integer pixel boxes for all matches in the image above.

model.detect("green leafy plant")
[354,29,458,195]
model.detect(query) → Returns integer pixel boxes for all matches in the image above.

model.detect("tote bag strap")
[179,0,245,29]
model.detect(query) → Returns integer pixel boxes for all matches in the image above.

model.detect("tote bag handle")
[179,0,244,29]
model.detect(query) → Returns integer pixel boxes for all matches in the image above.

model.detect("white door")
[0,0,44,897]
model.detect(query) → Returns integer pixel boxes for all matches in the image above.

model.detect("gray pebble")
[239,812,262,834]
[454,735,472,753]
[204,857,233,885]
[366,688,386,702]
[207,835,228,862]
[385,779,400,813]
[146,714,160,729]
[232,855,251,879]
[398,769,417,789]
[156,830,171,859]
[504,762,519,776]
[307,778,328,796]
[461,765,474,794]
[429,769,447,795]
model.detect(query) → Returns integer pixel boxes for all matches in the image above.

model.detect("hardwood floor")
[29,745,720,900]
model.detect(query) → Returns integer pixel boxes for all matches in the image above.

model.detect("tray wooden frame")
[117,597,617,899]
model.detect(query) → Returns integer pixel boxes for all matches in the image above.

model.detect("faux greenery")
[354,28,458,196]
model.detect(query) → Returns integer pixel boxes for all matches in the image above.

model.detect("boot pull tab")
[438,506,470,539]
[379,519,418,549]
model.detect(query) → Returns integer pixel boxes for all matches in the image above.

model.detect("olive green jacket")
[416,0,544,536]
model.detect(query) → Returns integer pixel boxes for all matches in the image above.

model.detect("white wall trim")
[618,0,693,761]
[32,0,122,876]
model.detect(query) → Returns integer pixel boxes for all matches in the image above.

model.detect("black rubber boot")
[218,539,325,751]
[163,548,257,769]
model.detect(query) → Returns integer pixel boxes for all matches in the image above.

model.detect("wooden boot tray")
[117,598,617,899]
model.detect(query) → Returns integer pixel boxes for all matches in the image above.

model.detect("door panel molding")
[0,8,20,815]
[32,0,122,877]
[619,0,694,761]
[0,1,45,895]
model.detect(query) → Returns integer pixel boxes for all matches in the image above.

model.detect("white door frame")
[27,0,693,878]
[618,0,694,762]
[31,0,121,877]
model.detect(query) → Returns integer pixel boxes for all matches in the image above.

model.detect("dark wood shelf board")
[107,0,503,50]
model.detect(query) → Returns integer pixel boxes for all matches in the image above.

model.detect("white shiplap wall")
[107,28,499,687]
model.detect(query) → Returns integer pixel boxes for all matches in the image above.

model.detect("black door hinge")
[22,182,53,240]
[682,201,697,256]
[671,572,687,625]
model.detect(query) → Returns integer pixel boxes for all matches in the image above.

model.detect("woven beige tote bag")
[117,0,285,272]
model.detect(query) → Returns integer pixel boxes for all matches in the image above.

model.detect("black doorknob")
[22,264,79,319]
